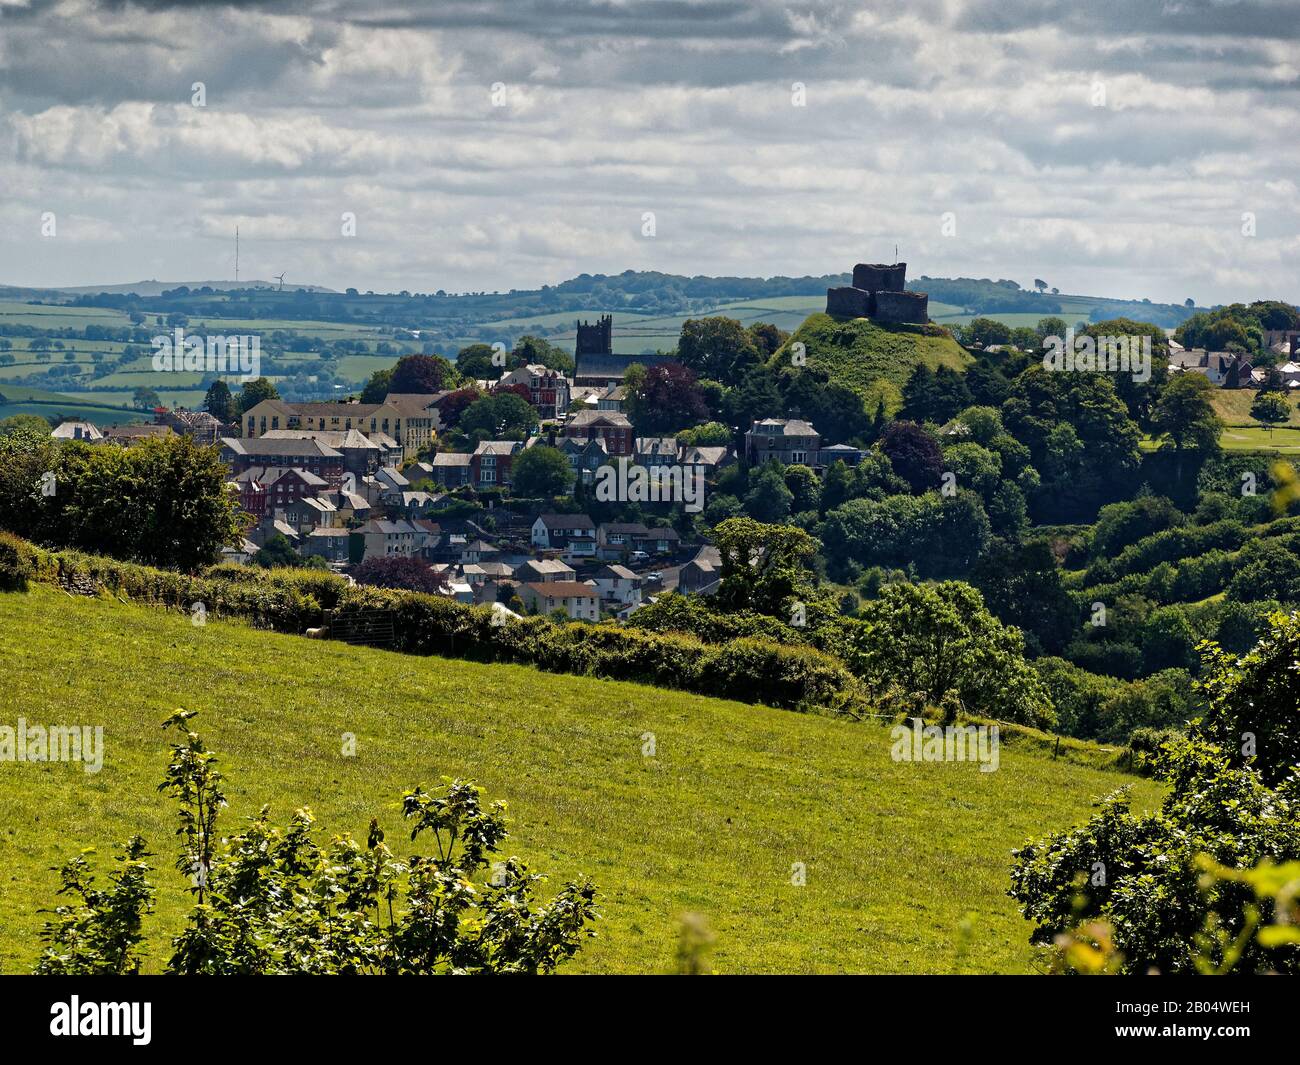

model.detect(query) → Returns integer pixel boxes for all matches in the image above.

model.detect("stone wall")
[825,286,874,318]
[852,262,907,292]
[873,290,929,325]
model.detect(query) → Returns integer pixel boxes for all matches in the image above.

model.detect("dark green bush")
[0,530,37,591]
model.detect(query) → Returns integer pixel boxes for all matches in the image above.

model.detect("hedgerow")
[0,535,851,711]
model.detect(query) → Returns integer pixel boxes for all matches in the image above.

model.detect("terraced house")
[241,397,437,459]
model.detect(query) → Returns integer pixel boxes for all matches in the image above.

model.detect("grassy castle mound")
[774,312,970,398]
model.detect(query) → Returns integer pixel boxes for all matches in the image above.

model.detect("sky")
[0,0,1297,305]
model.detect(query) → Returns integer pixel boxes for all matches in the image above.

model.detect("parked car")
[646,571,663,583]
[629,550,650,563]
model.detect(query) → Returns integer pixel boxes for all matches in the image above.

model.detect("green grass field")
[776,312,971,396]
[0,385,146,426]
[0,585,1161,974]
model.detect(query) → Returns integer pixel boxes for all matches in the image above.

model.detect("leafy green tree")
[0,433,245,570]
[744,463,794,523]
[203,380,234,423]
[747,321,789,357]
[361,367,394,403]
[460,393,537,440]
[783,464,820,514]
[253,533,312,569]
[677,421,732,447]
[725,366,783,427]
[132,387,161,410]
[963,317,1013,348]
[713,516,819,617]
[35,836,154,975]
[1251,390,1291,429]
[1197,608,1300,784]
[1151,373,1222,455]
[847,580,1053,726]
[455,343,498,379]
[512,334,574,374]
[819,460,852,514]
[510,445,575,497]
[0,414,51,437]
[1015,604,1300,970]
[237,377,280,416]
[678,317,760,387]
[1002,366,1142,521]
[900,364,971,424]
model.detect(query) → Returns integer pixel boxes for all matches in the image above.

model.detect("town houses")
[30,311,884,625]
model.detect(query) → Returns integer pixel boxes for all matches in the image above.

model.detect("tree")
[677,317,760,387]
[510,445,574,497]
[459,393,537,440]
[626,363,708,434]
[1197,609,1300,784]
[1251,390,1291,431]
[132,387,161,410]
[677,421,732,447]
[726,367,783,428]
[712,516,819,616]
[237,377,279,416]
[351,555,448,593]
[963,318,1012,348]
[390,354,455,394]
[0,433,245,571]
[361,367,394,403]
[253,534,313,569]
[747,322,789,358]
[1151,373,1222,454]
[744,463,794,523]
[36,712,598,975]
[0,414,51,437]
[1033,279,1048,294]
[433,387,482,429]
[1011,615,1300,975]
[877,421,943,493]
[900,364,971,425]
[203,380,234,423]
[455,343,498,379]
[972,539,1075,655]
[783,464,820,514]
[849,581,1053,726]
[512,335,574,374]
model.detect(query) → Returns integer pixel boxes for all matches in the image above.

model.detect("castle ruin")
[826,262,929,325]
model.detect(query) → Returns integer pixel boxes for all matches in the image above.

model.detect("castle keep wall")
[852,263,907,292]
[825,286,874,318]
[825,261,928,324]
[873,290,929,325]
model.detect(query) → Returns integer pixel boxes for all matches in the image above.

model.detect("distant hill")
[0,280,336,299]
[774,312,972,398]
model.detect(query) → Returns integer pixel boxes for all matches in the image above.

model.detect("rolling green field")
[0,585,1160,974]
[0,385,145,426]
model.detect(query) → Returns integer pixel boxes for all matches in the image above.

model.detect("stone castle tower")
[575,314,613,356]
[826,262,929,324]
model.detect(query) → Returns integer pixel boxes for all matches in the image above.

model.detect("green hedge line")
[0,533,851,710]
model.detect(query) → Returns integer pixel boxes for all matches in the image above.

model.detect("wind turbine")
[274,272,286,291]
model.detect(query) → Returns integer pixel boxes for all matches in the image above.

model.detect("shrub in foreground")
[36,711,598,975]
